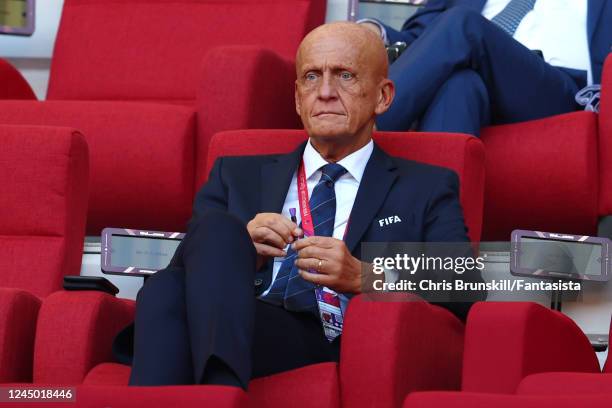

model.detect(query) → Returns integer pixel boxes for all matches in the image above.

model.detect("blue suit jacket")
[384,0,611,84]
[192,141,482,318]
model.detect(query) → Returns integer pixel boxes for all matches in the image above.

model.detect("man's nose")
[317,73,338,100]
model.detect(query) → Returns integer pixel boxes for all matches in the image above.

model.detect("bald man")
[118,22,477,388]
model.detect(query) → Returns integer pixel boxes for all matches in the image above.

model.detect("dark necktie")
[260,163,347,312]
[490,0,537,37]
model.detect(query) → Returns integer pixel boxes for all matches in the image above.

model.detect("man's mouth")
[313,112,345,117]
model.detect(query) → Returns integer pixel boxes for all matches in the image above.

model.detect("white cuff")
[383,268,400,285]
[356,18,389,46]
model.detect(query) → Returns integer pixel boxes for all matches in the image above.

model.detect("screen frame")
[101,227,184,277]
[0,0,35,36]
[510,229,611,282]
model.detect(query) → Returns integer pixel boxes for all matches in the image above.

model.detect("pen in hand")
[290,208,317,277]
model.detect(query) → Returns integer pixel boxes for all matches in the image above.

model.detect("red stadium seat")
[479,54,610,241]
[0,59,36,100]
[403,306,612,407]
[32,130,485,408]
[0,125,89,382]
[0,0,325,235]
[461,302,601,394]
[598,56,612,219]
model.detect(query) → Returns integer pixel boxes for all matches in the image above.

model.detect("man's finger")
[295,258,332,275]
[262,216,296,243]
[299,269,333,286]
[254,243,286,258]
[251,227,287,249]
[292,235,337,251]
[296,245,327,261]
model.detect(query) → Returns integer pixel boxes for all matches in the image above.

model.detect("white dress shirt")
[482,0,592,84]
[260,138,374,314]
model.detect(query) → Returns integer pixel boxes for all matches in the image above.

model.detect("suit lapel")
[260,142,306,213]
[587,0,604,44]
[345,144,398,254]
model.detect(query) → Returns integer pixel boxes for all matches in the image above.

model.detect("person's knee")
[184,209,256,263]
[438,6,487,33]
[189,209,248,240]
[444,69,488,99]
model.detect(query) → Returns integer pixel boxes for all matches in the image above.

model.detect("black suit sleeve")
[423,169,470,243]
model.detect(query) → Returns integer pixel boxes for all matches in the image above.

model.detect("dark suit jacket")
[383,0,611,84]
[191,141,482,310]
[113,141,483,365]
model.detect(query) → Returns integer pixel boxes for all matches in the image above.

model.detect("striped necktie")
[260,163,347,313]
[490,0,537,36]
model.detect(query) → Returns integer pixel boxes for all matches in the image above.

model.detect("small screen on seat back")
[519,237,602,277]
[111,235,181,270]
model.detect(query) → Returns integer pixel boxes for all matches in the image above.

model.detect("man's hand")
[293,236,363,294]
[247,213,302,270]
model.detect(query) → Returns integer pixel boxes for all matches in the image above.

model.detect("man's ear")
[294,81,302,116]
[374,79,395,115]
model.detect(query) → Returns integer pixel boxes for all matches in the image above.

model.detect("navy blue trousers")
[377,7,582,137]
[128,210,338,389]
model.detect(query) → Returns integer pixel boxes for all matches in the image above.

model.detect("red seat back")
[47,0,326,102]
[599,55,612,217]
[0,125,89,297]
[0,59,36,100]
[204,130,485,242]
[481,111,598,241]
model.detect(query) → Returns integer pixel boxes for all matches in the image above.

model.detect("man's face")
[295,31,384,142]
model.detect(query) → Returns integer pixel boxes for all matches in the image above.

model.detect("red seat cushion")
[204,130,485,242]
[0,101,196,234]
[83,362,131,386]
[249,362,339,408]
[518,372,612,395]
[481,111,598,241]
[85,362,339,408]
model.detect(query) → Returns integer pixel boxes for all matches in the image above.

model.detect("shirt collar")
[302,138,374,183]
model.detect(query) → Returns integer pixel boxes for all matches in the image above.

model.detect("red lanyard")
[297,160,349,239]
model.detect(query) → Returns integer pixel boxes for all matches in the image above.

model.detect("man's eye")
[340,72,354,80]
[305,73,318,81]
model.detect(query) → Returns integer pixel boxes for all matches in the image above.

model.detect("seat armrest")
[0,59,37,100]
[76,385,247,408]
[33,291,135,384]
[0,288,41,382]
[462,302,600,394]
[196,45,301,186]
[340,294,465,408]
